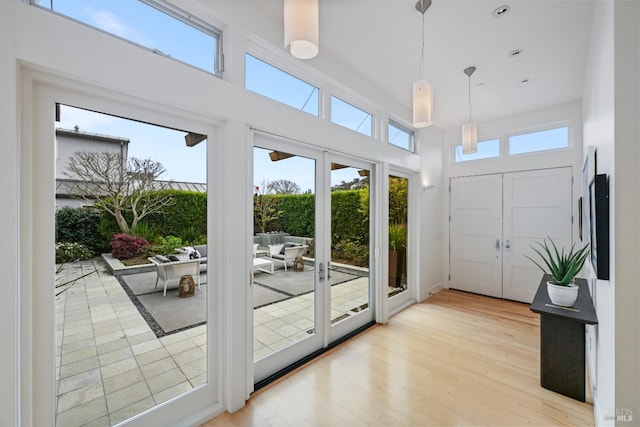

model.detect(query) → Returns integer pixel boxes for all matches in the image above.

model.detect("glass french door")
[252,135,375,384]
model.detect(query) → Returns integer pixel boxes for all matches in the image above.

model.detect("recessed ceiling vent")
[492,5,510,17]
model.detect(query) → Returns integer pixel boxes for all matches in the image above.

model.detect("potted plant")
[525,237,589,307]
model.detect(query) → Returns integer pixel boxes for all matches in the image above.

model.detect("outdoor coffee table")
[253,257,274,274]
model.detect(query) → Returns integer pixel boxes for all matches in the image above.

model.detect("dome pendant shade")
[284,0,319,59]
[462,122,478,153]
[413,80,433,128]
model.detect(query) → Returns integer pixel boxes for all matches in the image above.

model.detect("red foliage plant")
[111,233,150,260]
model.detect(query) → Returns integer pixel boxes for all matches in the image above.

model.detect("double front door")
[252,133,375,384]
[449,168,573,303]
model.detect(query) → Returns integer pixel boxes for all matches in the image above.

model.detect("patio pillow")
[279,242,298,255]
[155,255,171,263]
[168,255,180,262]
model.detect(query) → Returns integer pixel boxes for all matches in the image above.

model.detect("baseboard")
[419,281,443,302]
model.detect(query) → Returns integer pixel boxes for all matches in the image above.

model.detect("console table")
[529,276,598,401]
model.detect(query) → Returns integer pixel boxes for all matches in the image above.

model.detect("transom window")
[388,120,414,152]
[31,0,222,75]
[509,127,569,155]
[331,97,372,137]
[453,139,500,163]
[245,54,319,116]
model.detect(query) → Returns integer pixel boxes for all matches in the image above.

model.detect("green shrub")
[389,224,407,251]
[55,206,107,253]
[151,235,184,255]
[55,242,94,263]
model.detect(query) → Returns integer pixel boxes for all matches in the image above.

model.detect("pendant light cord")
[419,11,425,78]
[468,74,472,123]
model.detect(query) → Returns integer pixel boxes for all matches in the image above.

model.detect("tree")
[268,179,301,194]
[254,180,282,233]
[64,151,174,233]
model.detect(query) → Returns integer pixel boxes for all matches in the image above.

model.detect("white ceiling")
[240,0,595,130]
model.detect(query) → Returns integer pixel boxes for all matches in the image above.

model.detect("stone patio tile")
[254,346,272,360]
[127,331,157,347]
[255,331,283,347]
[103,367,144,395]
[189,373,207,388]
[99,347,133,366]
[63,330,95,345]
[101,357,138,379]
[172,347,205,367]
[106,381,151,413]
[57,381,104,413]
[58,367,102,395]
[61,346,98,366]
[159,331,190,346]
[179,357,206,380]
[269,338,294,352]
[124,324,152,338]
[191,333,207,347]
[146,368,188,394]
[274,324,303,338]
[164,338,197,355]
[184,325,207,338]
[60,356,100,380]
[109,396,156,425]
[93,322,123,336]
[96,337,129,355]
[82,415,111,427]
[135,347,170,366]
[153,381,193,405]
[262,318,288,331]
[55,396,107,427]
[94,331,126,346]
[62,337,96,354]
[131,339,162,355]
[140,357,178,379]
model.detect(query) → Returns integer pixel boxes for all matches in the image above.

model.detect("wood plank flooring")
[204,289,594,426]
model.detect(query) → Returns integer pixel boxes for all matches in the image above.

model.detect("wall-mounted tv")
[589,174,609,280]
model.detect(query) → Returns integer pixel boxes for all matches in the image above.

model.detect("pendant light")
[462,66,478,153]
[413,0,433,128]
[284,0,319,60]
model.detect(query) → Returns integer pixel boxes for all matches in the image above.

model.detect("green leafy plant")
[55,242,94,263]
[389,224,407,252]
[151,235,184,255]
[525,237,589,286]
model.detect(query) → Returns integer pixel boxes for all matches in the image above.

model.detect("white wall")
[4,0,439,422]
[583,1,640,424]
[0,0,18,424]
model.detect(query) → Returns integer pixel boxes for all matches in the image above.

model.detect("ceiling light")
[462,66,478,154]
[284,0,319,59]
[492,5,510,17]
[413,0,433,128]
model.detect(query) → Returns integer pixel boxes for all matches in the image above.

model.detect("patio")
[55,257,370,426]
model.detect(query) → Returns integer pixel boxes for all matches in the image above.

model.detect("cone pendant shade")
[413,80,433,128]
[284,0,319,59]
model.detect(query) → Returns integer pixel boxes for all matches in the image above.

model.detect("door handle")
[495,239,500,250]
[505,239,511,252]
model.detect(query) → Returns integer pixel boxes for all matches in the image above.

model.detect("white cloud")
[87,9,149,45]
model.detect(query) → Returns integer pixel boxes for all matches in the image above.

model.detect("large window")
[331,96,372,137]
[32,0,222,75]
[453,139,500,163]
[388,121,414,152]
[509,127,569,155]
[245,54,319,116]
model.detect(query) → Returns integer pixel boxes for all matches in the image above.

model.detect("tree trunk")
[115,212,130,233]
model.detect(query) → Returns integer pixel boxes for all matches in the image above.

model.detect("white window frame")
[388,119,415,152]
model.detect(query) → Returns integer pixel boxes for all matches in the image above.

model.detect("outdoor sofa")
[268,242,309,271]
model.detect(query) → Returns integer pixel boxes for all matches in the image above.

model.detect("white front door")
[502,168,573,302]
[449,168,573,303]
[449,174,503,298]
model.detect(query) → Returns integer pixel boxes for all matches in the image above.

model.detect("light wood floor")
[204,290,594,426]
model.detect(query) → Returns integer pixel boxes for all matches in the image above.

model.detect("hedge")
[56,206,108,253]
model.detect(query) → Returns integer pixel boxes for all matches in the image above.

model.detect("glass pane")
[453,139,500,162]
[246,55,319,116]
[388,175,408,296]
[330,164,370,322]
[331,97,372,137]
[54,105,208,426]
[388,121,414,151]
[34,0,218,74]
[252,147,316,361]
[509,127,569,155]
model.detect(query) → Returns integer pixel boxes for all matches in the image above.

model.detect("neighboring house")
[55,127,205,209]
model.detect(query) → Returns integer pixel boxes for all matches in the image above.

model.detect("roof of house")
[55,178,206,198]
[56,127,130,144]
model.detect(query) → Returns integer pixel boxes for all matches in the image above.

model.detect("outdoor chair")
[148,256,201,296]
[268,242,309,271]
